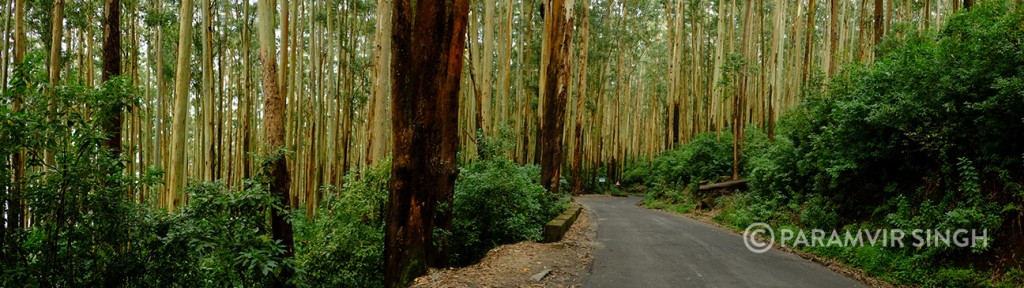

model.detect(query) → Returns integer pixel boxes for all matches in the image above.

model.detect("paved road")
[579,196,865,288]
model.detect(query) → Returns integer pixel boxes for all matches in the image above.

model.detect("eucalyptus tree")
[384,0,470,286]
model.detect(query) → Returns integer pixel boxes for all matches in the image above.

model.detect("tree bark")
[202,0,214,181]
[802,0,817,83]
[167,0,195,211]
[103,0,122,158]
[571,0,589,196]
[367,0,392,167]
[257,0,295,282]
[9,0,26,232]
[874,0,884,46]
[384,0,469,286]
[828,0,839,78]
[539,0,574,193]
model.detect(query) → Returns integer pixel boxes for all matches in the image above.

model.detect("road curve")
[579,196,865,288]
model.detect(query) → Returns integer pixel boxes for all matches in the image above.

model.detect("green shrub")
[295,160,389,287]
[626,131,735,189]
[155,181,289,287]
[447,158,569,265]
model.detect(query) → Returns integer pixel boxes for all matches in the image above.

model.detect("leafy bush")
[0,61,158,286]
[626,132,735,188]
[152,181,289,287]
[643,3,1024,286]
[295,159,389,288]
[447,158,569,265]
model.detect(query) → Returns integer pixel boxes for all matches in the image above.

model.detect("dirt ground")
[411,204,598,288]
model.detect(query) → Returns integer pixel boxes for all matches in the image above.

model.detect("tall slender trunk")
[257,0,294,285]
[202,0,214,181]
[366,0,392,167]
[154,0,164,196]
[802,0,817,83]
[384,0,469,286]
[9,0,26,232]
[571,0,589,195]
[480,0,495,135]
[875,0,884,46]
[102,0,122,158]
[168,0,195,211]
[828,0,839,78]
[42,0,65,170]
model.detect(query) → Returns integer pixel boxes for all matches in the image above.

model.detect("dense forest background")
[2,0,1023,286]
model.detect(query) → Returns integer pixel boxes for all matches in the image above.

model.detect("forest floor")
[411,201,599,287]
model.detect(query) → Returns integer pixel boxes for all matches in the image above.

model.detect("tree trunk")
[202,0,214,182]
[874,0,884,46]
[257,0,295,285]
[802,0,817,83]
[102,0,122,158]
[367,0,392,167]
[828,0,839,78]
[9,0,26,232]
[539,0,574,193]
[167,0,195,211]
[481,0,495,135]
[42,0,65,169]
[384,0,469,286]
[571,0,589,196]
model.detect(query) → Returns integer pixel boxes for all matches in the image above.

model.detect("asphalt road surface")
[578,196,865,288]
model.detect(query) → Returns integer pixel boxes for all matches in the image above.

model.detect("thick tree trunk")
[103,0,122,158]
[257,0,295,285]
[384,0,469,286]
[539,0,574,193]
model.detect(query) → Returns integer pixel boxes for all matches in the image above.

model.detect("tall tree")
[48,0,64,92]
[366,0,392,167]
[202,0,214,181]
[480,0,495,134]
[875,0,885,46]
[828,0,839,77]
[802,0,817,83]
[167,0,195,211]
[571,0,589,195]
[257,0,295,285]
[103,0,123,157]
[44,0,64,168]
[539,0,574,193]
[9,0,26,232]
[384,0,469,285]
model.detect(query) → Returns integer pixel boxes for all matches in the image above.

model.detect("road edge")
[636,198,896,288]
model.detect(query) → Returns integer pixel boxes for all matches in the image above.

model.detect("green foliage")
[446,158,569,265]
[150,182,289,287]
[640,3,1024,286]
[624,132,735,188]
[294,159,389,288]
[0,58,155,286]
